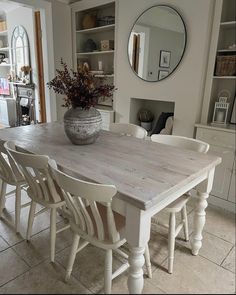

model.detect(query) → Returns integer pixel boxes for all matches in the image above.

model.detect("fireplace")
[130,98,175,135]
[14,84,36,126]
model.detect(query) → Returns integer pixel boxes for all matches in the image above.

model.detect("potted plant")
[138,109,154,131]
[47,60,115,145]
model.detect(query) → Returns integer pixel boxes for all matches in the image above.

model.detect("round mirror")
[128,5,187,82]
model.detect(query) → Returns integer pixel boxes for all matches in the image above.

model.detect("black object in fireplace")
[15,84,36,126]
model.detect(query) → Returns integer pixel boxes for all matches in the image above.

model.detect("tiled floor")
[0,189,235,294]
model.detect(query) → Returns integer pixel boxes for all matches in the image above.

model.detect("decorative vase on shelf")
[64,107,102,145]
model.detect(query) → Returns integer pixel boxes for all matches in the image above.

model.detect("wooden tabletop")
[0,122,221,210]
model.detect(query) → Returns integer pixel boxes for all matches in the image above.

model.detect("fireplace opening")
[130,98,175,135]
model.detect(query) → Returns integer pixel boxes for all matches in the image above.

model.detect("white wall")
[50,0,72,120]
[114,0,214,137]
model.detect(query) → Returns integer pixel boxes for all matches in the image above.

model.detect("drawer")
[196,128,235,149]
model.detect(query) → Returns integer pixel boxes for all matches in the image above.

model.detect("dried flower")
[21,66,31,75]
[47,59,115,109]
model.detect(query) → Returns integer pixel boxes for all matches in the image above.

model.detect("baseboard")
[208,194,236,214]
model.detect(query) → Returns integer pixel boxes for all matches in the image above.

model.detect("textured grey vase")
[64,107,102,145]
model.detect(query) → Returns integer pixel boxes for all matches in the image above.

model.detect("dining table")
[0,122,221,294]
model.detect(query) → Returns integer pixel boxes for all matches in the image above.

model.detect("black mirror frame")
[127,5,187,82]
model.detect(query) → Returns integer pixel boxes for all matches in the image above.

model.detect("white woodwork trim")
[208,194,236,214]
[200,0,223,123]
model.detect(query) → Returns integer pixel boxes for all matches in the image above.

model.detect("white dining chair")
[110,123,147,139]
[150,134,209,274]
[4,141,69,262]
[49,161,152,294]
[0,140,29,233]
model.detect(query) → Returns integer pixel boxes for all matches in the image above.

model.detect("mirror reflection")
[128,5,187,82]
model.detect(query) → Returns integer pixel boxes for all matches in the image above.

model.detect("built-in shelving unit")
[197,0,236,212]
[201,0,236,124]
[72,0,116,109]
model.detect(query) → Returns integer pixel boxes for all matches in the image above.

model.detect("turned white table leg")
[191,190,208,255]
[191,168,215,256]
[125,204,151,294]
[128,247,145,294]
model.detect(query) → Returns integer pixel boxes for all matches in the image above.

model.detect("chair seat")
[164,194,190,213]
[70,202,126,249]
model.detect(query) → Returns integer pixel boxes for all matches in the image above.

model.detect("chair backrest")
[150,134,209,153]
[0,139,24,184]
[4,141,63,204]
[49,160,120,244]
[110,123,147,139]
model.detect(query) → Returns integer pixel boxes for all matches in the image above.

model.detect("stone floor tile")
[222,246,235,274]
[0,248,29,286]
[0,260,91,294]
[148,230,170,267]
[0,217,24,246]
[106,270,166,294]
[4,188,31,214]
[204,206,236,244]
[0,236,9,253]
[56,244,127,294]
[150,246,235,294]
[175,231,234,266]
[13,222,73,267]
[0,206,50,244]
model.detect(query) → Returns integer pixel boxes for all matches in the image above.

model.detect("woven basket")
[215,55,236,76]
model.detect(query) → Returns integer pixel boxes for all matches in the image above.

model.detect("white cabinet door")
[208,145,235,200]
[228,158,235,203]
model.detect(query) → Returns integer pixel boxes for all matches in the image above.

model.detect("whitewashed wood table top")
[0,122,221,210]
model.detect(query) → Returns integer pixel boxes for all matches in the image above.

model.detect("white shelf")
[76,24,115,34]
[220,21,236,29]
[94,74,114,78]
[77,50,114,56]
[0,30,8,36]
[217,49,236,52]
[0,64,11,67]
[213,76,236,79]
[0,47,9,52]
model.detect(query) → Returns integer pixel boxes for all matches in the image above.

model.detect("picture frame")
[230,96,236,124]
[159,50,171,68]
[158,70,169,80]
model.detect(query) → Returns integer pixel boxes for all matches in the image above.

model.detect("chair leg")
[168,212,176,274]
[104,249,112,294]
[144,244,152,278]
[15,185,21,233]
[0,181,6,217]
[26,201,36,241]
[181,205,189,241]
[65,233,80,282]
[50,208,57,262]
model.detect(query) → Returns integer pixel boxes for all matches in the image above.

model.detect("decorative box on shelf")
[215,55,236,76]
[0,20,7,32]
[100,40,114,51]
